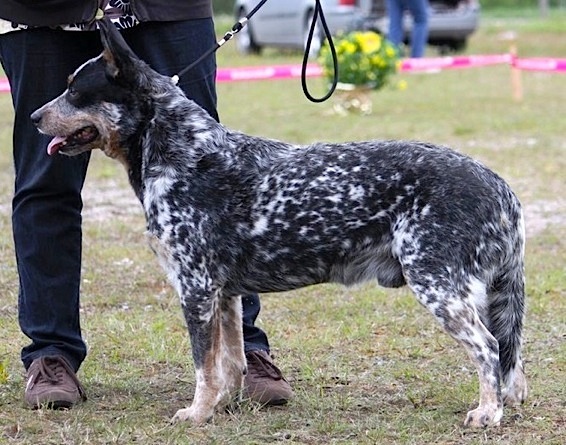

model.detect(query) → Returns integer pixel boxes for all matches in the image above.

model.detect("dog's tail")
[486,210,528,404]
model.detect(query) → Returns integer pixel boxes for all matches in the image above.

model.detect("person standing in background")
[386,0,429,58]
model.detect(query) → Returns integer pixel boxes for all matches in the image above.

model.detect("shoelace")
[30,356,87,400]
[246,351,284,380]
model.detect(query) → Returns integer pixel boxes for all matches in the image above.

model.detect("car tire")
[449,38,468,52]
[235,8,261,55]
[304,10,323,59]
[437,38,468,55]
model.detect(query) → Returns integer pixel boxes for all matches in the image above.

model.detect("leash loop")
[301,0,338,103]
[172,0,339,104]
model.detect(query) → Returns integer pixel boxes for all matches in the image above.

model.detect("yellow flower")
[397,79,408,91]
[344,42,357,54]
[357,32,381,54]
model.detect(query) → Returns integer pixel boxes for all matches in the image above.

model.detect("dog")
[31,18,528,427]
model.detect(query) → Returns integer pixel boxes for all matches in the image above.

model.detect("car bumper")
[358,6,480,41]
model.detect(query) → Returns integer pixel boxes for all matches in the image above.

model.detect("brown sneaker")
[244,350,293,406]
[25,356,87,409]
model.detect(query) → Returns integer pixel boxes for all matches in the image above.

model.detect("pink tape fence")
[1,54,564,92]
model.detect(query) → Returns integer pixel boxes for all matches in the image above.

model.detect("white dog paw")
[171,406,212,425]
[503,377,528,406]
[464,406,503,428]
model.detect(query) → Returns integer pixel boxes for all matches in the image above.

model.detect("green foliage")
[0,361,9,384]
[213,0,235,16]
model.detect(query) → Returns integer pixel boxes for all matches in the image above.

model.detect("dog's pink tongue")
[47,136,66,155]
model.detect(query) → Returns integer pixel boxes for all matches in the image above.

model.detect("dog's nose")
[30,109,42,127]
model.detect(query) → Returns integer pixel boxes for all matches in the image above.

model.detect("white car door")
[251,0,306,46]
[278,0,309,46]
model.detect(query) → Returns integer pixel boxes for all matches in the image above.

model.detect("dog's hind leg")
[406,275,504,427]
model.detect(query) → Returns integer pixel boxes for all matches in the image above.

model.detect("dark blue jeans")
[0,19,268,372]
[386,0,429,58]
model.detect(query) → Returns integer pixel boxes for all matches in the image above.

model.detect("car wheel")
[304,10,323,59]
[449,39,468,52]
[235,9,261,55]
[437,39,468,55]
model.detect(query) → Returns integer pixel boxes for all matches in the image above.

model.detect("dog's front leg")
[172,291,245,425]
[171,288,224,425]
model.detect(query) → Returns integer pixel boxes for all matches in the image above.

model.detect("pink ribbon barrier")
[512,57,566,72]
[0,78,9,93]
[400,54,512,72]
[0,54,563,93]
[216,64,322,82]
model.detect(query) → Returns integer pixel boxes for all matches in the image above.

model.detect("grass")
[0,11,565,445]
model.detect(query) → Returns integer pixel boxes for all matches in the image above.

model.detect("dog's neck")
[124,90,225,202]
[119,96,154,202]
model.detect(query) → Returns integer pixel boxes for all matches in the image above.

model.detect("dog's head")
[31,17,171,160]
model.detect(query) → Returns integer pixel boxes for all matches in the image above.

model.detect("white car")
[234,0,480,56]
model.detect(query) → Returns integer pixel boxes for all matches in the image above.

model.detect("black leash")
[301,1,338,102]
[172,0,269,85]
[172,0,338,103]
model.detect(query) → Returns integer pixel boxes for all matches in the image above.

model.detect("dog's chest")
[141,174,193,247]
[141,175,211,293]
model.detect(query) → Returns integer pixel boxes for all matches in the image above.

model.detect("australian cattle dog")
[31,18,528,427]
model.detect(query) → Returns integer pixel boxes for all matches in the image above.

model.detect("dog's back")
[216,138,523,295]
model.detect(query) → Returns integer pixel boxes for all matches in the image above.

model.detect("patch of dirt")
[0,178,141,222]
[522,199,566,237]
[81,178,141,222]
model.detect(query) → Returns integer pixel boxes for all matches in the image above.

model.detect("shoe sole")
[265,398,288,406]
[29,400,75,410]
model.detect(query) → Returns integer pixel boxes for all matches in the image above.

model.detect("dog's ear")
[97,16,140,80]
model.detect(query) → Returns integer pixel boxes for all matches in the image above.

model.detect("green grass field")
[0,11,564,445]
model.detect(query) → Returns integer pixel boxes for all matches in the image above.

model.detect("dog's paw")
[502,373,528,406]
[464,406,503,428]
[503,386,528,407]
[171,406,212,425]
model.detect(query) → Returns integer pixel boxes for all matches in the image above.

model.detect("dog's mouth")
[47,125,100,156]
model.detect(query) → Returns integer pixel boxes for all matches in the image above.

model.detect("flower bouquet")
[319,31,400,114]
